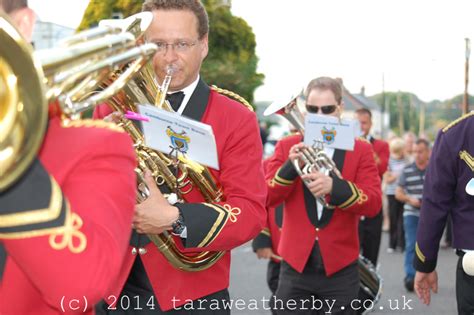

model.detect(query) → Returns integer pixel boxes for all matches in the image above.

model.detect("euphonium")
[263,94,342,209]
[0,12,157,191]
[99,13,225,271]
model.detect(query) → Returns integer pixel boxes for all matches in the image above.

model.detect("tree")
[77,0,263,104]
[372,92,420,136]
[78,0,142,31]
[201,0,264,104]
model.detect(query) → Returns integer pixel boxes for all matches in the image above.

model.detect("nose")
[163,46,179,63]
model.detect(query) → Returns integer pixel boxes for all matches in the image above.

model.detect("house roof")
[342,86,380,111]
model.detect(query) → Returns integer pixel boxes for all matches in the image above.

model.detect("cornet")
[264,94,342,209]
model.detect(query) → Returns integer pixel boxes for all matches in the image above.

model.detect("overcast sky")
[30,0,474,103]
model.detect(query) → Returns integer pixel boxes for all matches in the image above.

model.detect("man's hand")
[408,197,422,208]
[133,171,179,235]
[414,271,438,305]
[301,171,333,198]
[256,248,273,260]
[289,143,306,169]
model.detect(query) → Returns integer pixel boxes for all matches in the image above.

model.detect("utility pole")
[381,73,385,139]
[419,102,425,138]
[463,38,470,115]
[397,91,404,134]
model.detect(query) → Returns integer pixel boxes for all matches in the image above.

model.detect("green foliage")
[77,0,143,31]
[77,0,264,104]
[371,92,474,139]
[372,92,420,135]
[201,2,264,104]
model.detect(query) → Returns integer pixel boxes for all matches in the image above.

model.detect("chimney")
[360,86,365,96]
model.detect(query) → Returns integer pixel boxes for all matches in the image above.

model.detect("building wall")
[32,20,74,50]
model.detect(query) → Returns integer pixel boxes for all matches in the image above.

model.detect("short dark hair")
[142,0,209,39]
[0,0,27,13]
[355,107,372,119]
[305,76,342,105]
[416,138,430,149]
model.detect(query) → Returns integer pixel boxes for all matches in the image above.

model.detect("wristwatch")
[171,209,186,237]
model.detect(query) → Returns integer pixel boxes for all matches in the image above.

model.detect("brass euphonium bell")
[99,13,225,272]
[264,93,342,209]
[0,13,157,191]
[0,14,47,191]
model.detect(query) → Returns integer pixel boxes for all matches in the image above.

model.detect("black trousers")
[387,195,405,250]
[275,243,359,315]
[267,260,281,315]
[358,211,383,266]
[456,254,474,315]
[96,289,230,315]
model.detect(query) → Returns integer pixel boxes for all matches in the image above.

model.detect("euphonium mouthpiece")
[165,64,177,76]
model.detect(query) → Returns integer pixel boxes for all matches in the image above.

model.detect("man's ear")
[11,7,36,42]
[200,33,209,60]
[336,101,344,117]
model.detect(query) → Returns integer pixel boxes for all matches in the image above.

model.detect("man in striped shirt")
[395,139,431,292]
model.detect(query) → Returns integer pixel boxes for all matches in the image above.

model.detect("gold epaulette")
[61,119,124,133]
[442,111,474,133]
[211,85,253,112]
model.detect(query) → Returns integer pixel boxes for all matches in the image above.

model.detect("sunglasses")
[305,104,337,114]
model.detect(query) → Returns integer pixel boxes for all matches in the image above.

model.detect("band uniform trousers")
[275,243,359,315]
[456,251,474,315]
[267,260,281,315]
[96,281,231,315]
[358,211,383,266]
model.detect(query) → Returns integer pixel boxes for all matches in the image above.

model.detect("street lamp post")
[463,38,471,115]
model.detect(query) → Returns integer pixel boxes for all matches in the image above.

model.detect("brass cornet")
[264,94,342,209]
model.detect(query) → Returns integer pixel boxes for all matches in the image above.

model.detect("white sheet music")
[304,114,356,151]
[138,104,219,170]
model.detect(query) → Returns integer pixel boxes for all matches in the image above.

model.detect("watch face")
[172,214,185,235]
[173,223,184,234]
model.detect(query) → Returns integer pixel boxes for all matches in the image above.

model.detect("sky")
[29,0,474,103]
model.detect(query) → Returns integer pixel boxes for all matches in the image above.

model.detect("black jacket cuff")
[273,160,299,186]
[329,176,360,209]
[0,159,69,237]
[176,202,229,248]
[413,242,437,273]
[252,229,272,251]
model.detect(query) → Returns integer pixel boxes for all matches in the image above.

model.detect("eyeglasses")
[151,40,198,53]
[305,104,337,114]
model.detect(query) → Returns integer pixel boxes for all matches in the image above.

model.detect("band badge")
[166,126,190,154]
[459,150,474,195]
[321,127,337,145]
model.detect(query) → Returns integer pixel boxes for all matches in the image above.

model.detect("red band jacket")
[266,134,382,276]
[0,115,136,314]
[252,159,283,262]
[96,80,267,311]
[369,136,389,178]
